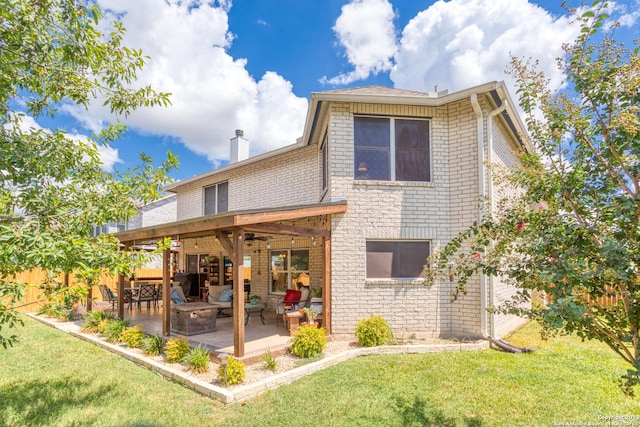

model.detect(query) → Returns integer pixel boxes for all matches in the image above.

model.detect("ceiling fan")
[243,232,271,246]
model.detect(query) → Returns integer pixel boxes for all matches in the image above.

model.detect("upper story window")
[204,181,228,216]
[354,116,430,182]
[321,131,328,193]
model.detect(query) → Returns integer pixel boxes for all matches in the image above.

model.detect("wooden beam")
[163,247,171,336]
[216,230,234,257]
[234,203,347,226]
[322,235,331,334]
[116,215,236,243]
[232,227,245,357]
[114,201,347,244]
[244,222,330,238]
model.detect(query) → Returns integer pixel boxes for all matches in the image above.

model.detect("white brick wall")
[326,100,488,339]
[488,115,529,338]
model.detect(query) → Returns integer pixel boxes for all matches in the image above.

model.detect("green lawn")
[1,316,638,426]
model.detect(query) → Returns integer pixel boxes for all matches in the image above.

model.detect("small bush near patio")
[355,315,394,347]
[102,319,129,344]
[184,345,210,374]
[164,337,190,363]
[38,303,72,321]
[80,310,115,334]
[263,349,277,371]
[217,356,246,385]
[120,325,145,348]
[290,325,327,358]
[142,334,164,356]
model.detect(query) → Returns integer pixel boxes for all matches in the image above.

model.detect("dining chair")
[98,284,117,311]
[133,283,156,311]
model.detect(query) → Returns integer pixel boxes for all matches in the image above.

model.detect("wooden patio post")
[232,227,245,357]
[117,274,125,319]
[322,236,331,334]
[162,247,171,336]
[117,242,131,319]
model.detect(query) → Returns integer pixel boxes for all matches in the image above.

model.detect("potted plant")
[249,294,261,305]
[303,307,319,326]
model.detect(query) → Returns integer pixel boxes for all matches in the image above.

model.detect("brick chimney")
[230,129,249,163]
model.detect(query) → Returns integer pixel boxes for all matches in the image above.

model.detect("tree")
[0,0,178,347]
[432,1,640,393]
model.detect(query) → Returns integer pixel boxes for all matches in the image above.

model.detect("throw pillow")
[107,288,116,299]
[170,289,185,305]
[218,289,234,302]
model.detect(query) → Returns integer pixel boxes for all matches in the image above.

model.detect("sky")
[27,0,640,182]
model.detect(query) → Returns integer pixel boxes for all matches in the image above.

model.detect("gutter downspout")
[469,94,488,338]
[487,99,507,338]
[470,95,532,353]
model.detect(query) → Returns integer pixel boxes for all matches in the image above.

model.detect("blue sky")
[22,0,640,183]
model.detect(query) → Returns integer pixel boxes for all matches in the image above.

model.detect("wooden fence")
[9,268,163,312]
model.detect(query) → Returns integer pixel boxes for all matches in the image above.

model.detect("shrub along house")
[114,82,529,356]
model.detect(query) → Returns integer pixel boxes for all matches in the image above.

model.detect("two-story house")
[115,82,529,356]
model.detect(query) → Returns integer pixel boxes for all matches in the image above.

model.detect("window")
[354,116,430,182]
[366,241,430,279]
[321,131,328,193]
[204,181,228,215]
[270,249,310,293]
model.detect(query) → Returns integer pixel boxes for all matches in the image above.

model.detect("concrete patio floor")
[95,301,292,361]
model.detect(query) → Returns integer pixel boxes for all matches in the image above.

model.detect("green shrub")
[102,319,129,343]
[263,349,278,371]
[217,356,246,385]
[141,335,164,356]
[355,315,395,347]
[96,318,111,335]
[290,325,327,358]
[120,325,145,348]
[164,337,190,363]
[81,310,115,333]
[184,345,211,373]
[39,303,70,320]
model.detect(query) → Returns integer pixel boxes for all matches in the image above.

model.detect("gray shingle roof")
[317,85,434,97]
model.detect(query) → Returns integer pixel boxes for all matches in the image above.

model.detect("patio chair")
[154,284,163,308]
[98,284,117,311]
[133,283,156,311]
[275,287,309,327]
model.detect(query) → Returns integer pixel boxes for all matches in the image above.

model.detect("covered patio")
[112,201,347,358]
[118,303,292,360]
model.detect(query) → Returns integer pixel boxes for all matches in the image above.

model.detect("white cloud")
[391,0,580,96]
[63,0,307,164]
[607,0,640,28]
[323,0,398,85]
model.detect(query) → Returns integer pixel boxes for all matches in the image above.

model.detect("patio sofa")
[207,285,233,317]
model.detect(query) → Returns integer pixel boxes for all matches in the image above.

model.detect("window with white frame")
[270,249,310,293]
[204,181,228,215]
[321,131,329,193]
[354,116,430,182]
[366,240,430,279]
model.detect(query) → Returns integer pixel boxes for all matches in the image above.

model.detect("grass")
[0,316,638,426]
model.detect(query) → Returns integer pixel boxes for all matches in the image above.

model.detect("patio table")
[244,303,266,326]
